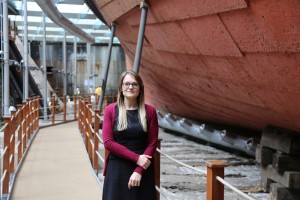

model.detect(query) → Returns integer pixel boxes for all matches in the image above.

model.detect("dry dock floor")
[10,121,102,200]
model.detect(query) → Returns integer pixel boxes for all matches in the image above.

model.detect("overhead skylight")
[8,0,119,44]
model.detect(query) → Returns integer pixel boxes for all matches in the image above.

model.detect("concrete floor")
[10,121,102,200]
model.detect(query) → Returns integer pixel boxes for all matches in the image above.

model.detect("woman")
[102,70,158,200]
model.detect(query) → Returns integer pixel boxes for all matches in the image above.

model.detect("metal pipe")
[86,42,91,93]
[23,0,29,100]
[63,30,67,95]
[1,2,4,116]
[43,13,47,121]
[133,2,148,73]
[3,0,9,116]
[97,23,116,110]
[73,37,77,95]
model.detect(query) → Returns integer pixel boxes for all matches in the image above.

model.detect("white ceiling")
[8,0,119,43]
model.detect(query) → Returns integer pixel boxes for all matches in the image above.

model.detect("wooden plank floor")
[10,121,102,200]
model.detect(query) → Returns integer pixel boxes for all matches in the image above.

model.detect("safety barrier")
[78,96,257,200]
[0,96,40,200]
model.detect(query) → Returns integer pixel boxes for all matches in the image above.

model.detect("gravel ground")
[97,127,270,200]
[158,128,269,200]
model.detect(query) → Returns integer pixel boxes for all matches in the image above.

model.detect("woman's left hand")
[128,172,142,189]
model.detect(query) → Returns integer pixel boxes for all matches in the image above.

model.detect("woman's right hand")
[136,154,152,169]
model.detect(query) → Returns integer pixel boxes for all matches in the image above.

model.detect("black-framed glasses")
[122,82,139,89]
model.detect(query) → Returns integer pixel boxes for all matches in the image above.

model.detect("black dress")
[102,108,156,200]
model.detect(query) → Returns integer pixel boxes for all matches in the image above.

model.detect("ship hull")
[91,0,300,132]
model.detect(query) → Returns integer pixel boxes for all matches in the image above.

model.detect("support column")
[63,30,67,95]
[133,2,149,73]
[97,23,116,110]
[73,37,77,95]
[43,13,47,121]
[23,0,29,100]
[3,0,9,115]
[86,42,91,94]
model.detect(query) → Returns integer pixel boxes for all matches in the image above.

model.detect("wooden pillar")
[3,117,11,195]
[17,104,23,162]
[30,98,34,135]
[10,111,16,175]
[22,101,27,151]
[104,96,108,109]
[26,99,31,139]
[87,104,93,161]
[154,139,162,200]
[51,95,55,124]
[83,101,88,149]
[206,161,228,200]
[74,95,77,120]
[36,96,40,128]
[93,109,100,173]
[78,99,82,132]
[32,97,36,131]
[63,95,67,122]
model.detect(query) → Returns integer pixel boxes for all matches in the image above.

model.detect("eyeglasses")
[122,82,139,89]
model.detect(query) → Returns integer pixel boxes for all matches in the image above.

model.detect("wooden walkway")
[10,121,102,200]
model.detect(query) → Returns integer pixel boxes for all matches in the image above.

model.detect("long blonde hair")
[116,70,147,132]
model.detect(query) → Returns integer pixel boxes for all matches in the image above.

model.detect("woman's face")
[121,74,140,100]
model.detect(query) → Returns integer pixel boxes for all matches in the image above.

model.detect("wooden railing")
[0,96,40,199]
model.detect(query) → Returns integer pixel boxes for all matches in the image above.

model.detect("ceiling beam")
[35,0,94,43]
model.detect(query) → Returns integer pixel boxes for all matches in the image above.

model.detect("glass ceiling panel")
[8,0,119,44]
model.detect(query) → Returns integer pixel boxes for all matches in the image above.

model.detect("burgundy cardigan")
[102,103,158,176]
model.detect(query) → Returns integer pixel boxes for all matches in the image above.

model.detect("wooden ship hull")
[89,0,300,133]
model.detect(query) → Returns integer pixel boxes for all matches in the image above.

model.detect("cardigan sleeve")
[134,105,159,175]
[102,104,140,163]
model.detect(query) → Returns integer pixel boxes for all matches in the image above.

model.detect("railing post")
[206,161,228,200]
[87,104,93,161]
[93,109,100,173]
[104,96,108,109]
[26,98,31,139]
[32,97,36,131]
[10,110,16,176]
[74,95,77,120]
[78,99,82,132]
[3,116,11,196]
[30,98,34,135]
[154,139,162,200]
[26,99,31,140]
[63,95,67,122]
[36,96,40,129]
[51,95,55,124]
[28,98,32,137]
[83,101,88,149]
[17,104,23,162]
[22,101,27,151]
